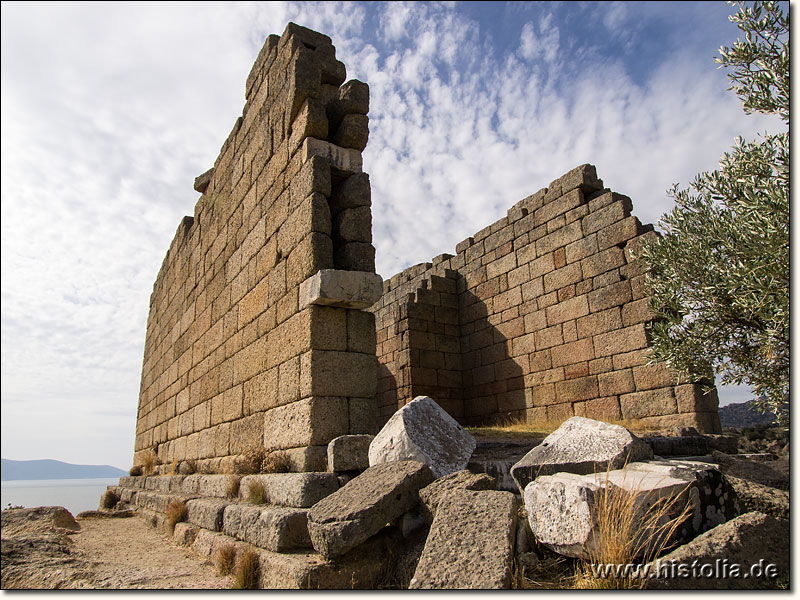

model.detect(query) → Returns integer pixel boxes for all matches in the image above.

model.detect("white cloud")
[1,2,778,467]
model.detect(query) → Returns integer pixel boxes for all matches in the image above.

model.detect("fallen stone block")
[255,531,391,589]
[307,460,434,558]
[418,470,497,520]
[409,489,519,589]
[238,473,339,508]
[327,434,374,472]
[511,416,653,493]
[223,503,311,552]
[369,396,476,478]
[185,498,228,532]
[711,451,788,489]
[524,460,740,559]
[724,476,788,520]
[0,506,80,537]
[647,512,789,589]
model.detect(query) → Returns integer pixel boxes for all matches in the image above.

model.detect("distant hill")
[719,399,781,428]
[1,458,127,481]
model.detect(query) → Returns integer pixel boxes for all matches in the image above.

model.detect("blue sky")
[1,2,785,469]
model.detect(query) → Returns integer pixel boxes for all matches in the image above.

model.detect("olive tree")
[640,1,788,422]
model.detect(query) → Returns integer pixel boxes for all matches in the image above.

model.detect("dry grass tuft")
[100,489,119,509]
[183,459,197,474]
[262,451,292,473]
[215,544,237,576]
[168,460,179,475]
[468,416,662,439]
[232,548,260,589]
[165,499,188,534]
[572,471,693,590]
[234,446,267,475]
[142,449,158,476]
[129,465,143,477]
[225,475,241,500]
[246,480,267,505]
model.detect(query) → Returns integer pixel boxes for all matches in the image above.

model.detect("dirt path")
[1,509,231,589]
[70,515,230,589]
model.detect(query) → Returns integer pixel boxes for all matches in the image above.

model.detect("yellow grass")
[165,499,188,534]
[246,480,267,505]
[215,544,237,576]
[467,415,663,438]
[262,451,292,473]
[100,489,119,509]
[232,548,260,589]
[572,469,693,590]
[141,449,158,476]
[225,475,241,500]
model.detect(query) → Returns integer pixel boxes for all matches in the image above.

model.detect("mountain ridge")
[1,458,126,481]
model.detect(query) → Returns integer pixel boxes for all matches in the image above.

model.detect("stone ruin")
[131,21,720,476]
[101,25,788,590]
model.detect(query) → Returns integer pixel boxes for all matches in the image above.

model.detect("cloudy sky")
[1,2,785,469]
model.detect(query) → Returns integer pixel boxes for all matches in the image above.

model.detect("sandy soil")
[1,510,230,589]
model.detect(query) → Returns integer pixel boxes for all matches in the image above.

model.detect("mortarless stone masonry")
[133,23,383,474]
[133,25,721,478]
[370,164,721,433]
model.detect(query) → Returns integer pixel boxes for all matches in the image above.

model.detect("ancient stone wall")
[134,23,383,473]
[371,165,721,433]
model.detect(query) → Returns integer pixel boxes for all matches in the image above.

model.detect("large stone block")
[510,416,653,493]
[418,470,497,520]
[222,503,311,552]
[368,396,477,478]
[185,498,228,532]
[301,137,362,175]
[327,434,374,472]
[263,396,350,450]
[300,350,377,398]
[409,490,519,589]
[307,460,434,558]
[647,512,789,590]
[299,269,383,309]
[524,460,740,559]
[238,473,340,508]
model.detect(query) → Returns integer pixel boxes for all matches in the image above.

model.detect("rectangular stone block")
[545,294,589,326]
[300,350,377,398]
[186,498,229,532]
[576,307,622,339]
[551,338,594,368]
[632,362,677,391]
[674,383,719,413]
[299,269,383,309]
[581,196,632,236]
[301,137,362,174]
[554,375,599,403]
[588,280,632,313]
[263,396,349,449]
[409,490,518,589]
[598,370,635,396]
[620,388,677,419]
[593,324,648,358]
[223,504,312,552]
[597,216,642,250]
[238,472,340,508]
[543,262,582,293]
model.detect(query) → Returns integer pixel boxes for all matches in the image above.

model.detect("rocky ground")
[1,507,229,589]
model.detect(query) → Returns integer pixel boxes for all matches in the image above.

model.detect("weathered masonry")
[133,24,721,475]
[370,165,721,433]
[133,24,384,473]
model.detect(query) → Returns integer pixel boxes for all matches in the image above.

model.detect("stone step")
[223,503,311,552]
[238,473,339,508]
[190,528,390,589]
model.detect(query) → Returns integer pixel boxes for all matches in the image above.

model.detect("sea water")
[1,478,120,516]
